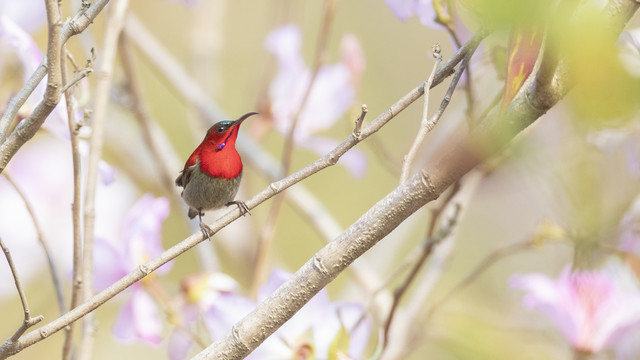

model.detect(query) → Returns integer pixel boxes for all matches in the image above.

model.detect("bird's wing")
[176,153,200,188]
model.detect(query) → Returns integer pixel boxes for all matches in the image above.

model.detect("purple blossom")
[265,24,367,178]
[510,260,640,353]
[0,135,135,300]
[93,194,171,345]
[203,269,371,359]
[167,272,239,360]
[112,287,164,345]
[385,0,438,28]
[0,0,46,33]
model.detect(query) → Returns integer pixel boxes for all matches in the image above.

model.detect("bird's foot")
[226,200,250,216]
[199,222,214,241]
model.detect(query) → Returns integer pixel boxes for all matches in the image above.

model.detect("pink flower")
[265,24,367,178]
[93,194,171,345]
[510,260,640,353]
[0,135,134,299]
[0,0,46,32]
[385,0,438,27]
[204,269,371,359]
[167,272,239,360]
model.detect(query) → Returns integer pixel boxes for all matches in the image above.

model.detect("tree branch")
[78,1,129,359]
[0,0,111,171]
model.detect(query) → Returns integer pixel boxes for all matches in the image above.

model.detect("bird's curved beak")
[233,112,259,125]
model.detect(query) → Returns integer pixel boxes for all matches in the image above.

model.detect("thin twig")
[60,46,87,360]
[400,45,443,183]
[2,174,65,315]
[78,1,129,359]
[251,0,338,296]
[60,66,93,93]
[433,0,475,122]
[0,238,44,343]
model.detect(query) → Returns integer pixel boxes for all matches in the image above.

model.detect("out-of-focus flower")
[0,134,136,299]
[510,260,640,354]
[265,24,367,178]
[588,125,640,179]
[167,272,238,360]
[384,0,476,87]
[385,0,438,28]
[94,194,171,345]
[0,0,46,32]
[204,269,371,360]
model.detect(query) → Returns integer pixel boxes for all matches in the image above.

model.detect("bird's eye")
[216,126,226,133]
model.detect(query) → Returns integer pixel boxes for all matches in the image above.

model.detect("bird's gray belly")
[182,168,242,211]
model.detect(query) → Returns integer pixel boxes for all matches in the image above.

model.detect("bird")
[175,112,258,238]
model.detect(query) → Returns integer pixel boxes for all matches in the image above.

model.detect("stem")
[60,44,86,360]
[400,47,443,183]
[78,1,129,359]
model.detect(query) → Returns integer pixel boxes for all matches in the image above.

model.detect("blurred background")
[1,0,640,359]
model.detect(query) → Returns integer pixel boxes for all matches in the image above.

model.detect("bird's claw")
[226,200,251,216]
[200,223,214,241]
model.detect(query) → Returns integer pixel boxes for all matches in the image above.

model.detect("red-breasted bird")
[175,112,258,237]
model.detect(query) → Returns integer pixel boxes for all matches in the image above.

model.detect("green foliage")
[458,0,553,29]
[559,7,640,124]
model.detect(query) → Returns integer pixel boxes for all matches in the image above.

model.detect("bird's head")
[203,112,258,151]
